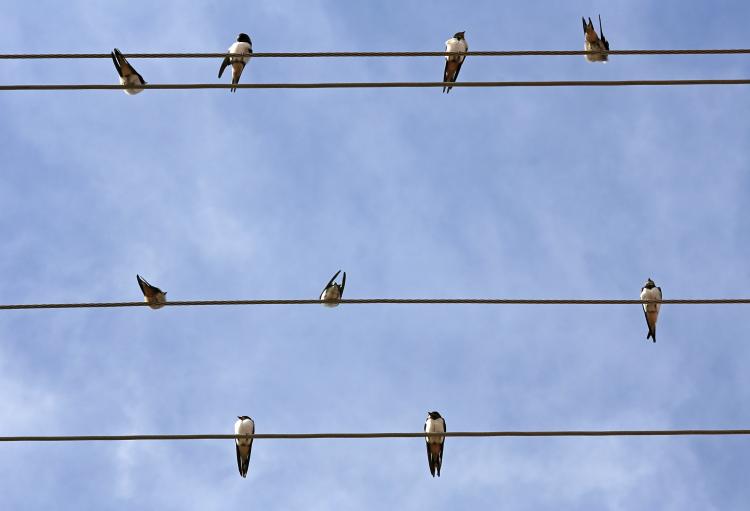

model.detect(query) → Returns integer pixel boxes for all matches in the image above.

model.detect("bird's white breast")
[229,41,252,64]
[320,286,341,306]
[425,418,445,444]
[145,292,166,309]
[120,75,144,95]
[235,418,255,446]
[445,39,467,63]
[640,287,662,314]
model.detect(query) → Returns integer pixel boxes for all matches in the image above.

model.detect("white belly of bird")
[641,288,661,314]
[321,287,341,307]
[425,419,445,444]
[229,42,251,65]
[145,292,166,310]
[235,419,254,447]
[445,39,467,64]
[121,75,144,95]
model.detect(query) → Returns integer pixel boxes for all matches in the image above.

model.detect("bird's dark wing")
[598,16,609,50]
[641,304,652,336]
[137,275,163,295]
[582,17,588,34]
[136,275,148,295]
[235,443,244,476]
[439,417,446,474]
[437,440,444,476]
[426,441,435,476]
[115,49,137,76]
[111,50,123,77]
[218,57,231,78]
[453,59,465,84]
[323,270,341,293]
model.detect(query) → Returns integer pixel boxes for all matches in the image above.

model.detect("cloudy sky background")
[1,1,749,509]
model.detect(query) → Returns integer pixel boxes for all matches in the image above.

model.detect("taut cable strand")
[2,49,750,59]
[1,298,749,311]
[2,429,750,442]
[1,79,750,91]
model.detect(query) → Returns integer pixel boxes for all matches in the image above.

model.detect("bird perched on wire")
[110,48,146,95]
[234,416,255,478]
[320,270,346,307]
[136,275,167,310]
[582,15,610,62]
[640,278,662,342]
[443,31,468,93]
[218,33,253,92]
[424,411,446,477]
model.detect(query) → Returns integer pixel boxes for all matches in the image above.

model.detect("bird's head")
[644,278,655,289]
[237,33,252,44]
[427,411,442,419]
[237,415,252,421]
[454,31,466,40]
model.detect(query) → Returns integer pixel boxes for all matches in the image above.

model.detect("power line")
[2,429,750,442]
[2,49,750,59]
[1,79,750,92]
[1,298,749,311]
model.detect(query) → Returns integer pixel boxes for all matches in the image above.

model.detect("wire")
[1,298,748,311]
[2,49,750,59]
[1,79,750,92]
[2,429,749,442]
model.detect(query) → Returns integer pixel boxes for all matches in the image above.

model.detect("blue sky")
[1,1,749,509]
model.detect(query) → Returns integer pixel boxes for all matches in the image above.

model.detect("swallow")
[424,411,446,477]
[640,278,662,343]
[234,416,255,478]
[443,31,468,93]
[111,48,146,95]
[319,270,346,307]
[218,33,253,92]
[582,15,610,62]
[136,274,167,310]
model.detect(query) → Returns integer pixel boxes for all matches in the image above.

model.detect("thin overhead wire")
[1,298,749,311]
[1,79,750,92]
[2,429,750,442]
[2,49,750,59]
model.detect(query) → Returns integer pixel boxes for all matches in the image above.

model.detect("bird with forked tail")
[640,278,662,342]
[219,33,253,92]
